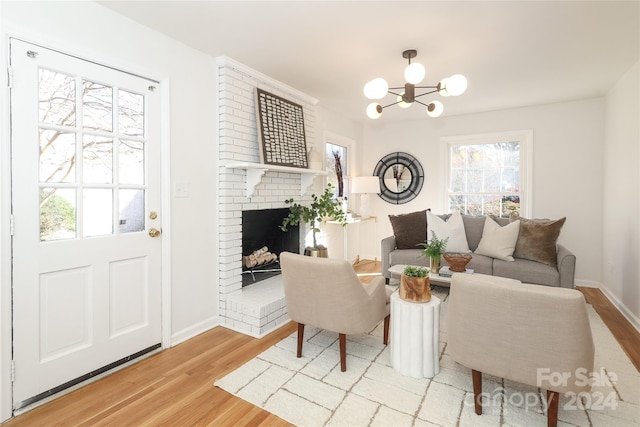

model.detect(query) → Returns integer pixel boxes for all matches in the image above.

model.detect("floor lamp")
[350,176,381,217]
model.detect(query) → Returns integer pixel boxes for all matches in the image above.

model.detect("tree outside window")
[325,142,347,198]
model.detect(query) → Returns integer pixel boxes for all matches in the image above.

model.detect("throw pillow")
[427,211,470,253]
[510,215,567,267]
[388,210,427,249]
[461,215,487,251]
[474,217,520,261]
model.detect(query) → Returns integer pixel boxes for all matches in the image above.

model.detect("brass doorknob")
[148,228,161,238]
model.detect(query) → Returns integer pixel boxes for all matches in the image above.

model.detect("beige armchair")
[280,252,391,372]
[447,273,594,427]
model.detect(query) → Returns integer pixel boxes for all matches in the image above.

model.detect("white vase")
[307,146,323,170]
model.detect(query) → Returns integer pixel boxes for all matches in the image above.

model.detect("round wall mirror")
[373,152,424,204]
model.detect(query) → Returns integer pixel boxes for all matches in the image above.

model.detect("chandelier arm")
[413,99,431,107]
[382,100,403,109]
[387,90,404,97]
[413,85,439,89]
[414,89,440,99]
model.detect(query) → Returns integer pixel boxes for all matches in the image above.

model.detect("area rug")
[214,287,639,426]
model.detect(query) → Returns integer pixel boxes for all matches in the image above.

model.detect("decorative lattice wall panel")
[255,88,308,168]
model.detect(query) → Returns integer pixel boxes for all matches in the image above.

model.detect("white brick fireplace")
[216,57,321,337]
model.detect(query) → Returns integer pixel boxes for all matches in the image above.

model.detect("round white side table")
[389,292,441,378]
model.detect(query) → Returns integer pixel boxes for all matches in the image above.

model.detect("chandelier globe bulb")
[366,102,383,119]
[426,101,444,118]
[446,74,468,96]
[364,78,388,99]
[396,93,413,109]
[438,78,451,97]
[404,62,425,85]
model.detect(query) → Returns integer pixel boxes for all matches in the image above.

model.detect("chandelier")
[363,49,467,119]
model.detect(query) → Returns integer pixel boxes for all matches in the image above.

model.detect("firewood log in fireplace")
[243,246,278,269]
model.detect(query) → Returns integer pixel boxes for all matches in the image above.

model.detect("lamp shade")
[351,176,380,194]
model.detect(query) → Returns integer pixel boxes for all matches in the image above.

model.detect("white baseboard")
[170,315,220,346]
[598,285,640,333]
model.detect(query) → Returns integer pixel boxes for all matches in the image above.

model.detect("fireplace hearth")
[242,208,299,287]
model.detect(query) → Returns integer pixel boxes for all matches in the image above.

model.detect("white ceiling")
[100,1,639,123]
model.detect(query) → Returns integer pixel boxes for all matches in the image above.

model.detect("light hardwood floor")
[3,260,638,426]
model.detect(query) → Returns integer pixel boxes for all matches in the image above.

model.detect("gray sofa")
[382,214,576,288]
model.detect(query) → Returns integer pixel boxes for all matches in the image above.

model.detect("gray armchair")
[280,252,392,372]
[447,273,595,427]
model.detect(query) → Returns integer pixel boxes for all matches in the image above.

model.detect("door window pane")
[39,69,76,126]
[40,130,76,183]
[82,80,113,132]
[83,135,113,184]
[119,190,145,233]
[325,142,347,198]
[119,139,144,184]
[119,90,144,137]
[40,188,76,241]
[83,189,113,237]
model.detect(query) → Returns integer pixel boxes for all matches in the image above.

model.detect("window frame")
[441,130,533,217]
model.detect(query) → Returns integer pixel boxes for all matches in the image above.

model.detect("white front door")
[10,39,162,409]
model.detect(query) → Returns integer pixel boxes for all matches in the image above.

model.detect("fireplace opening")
[241,208,299,287]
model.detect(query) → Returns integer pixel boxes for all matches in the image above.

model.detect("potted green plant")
[400,265,431,302]
[418,231,448,274]
[280,183,348,257]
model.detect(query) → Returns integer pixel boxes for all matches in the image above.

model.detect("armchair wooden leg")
[472,369,482,415]
[383,314,390,345]
[339,333,347,372]
[297,323,304,358]
[547,390,559,427]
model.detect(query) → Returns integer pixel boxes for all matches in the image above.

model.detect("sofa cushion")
[388,210,427,249]
[427,211,470,253]
[475,217,520,261]
[493,258,560,287]
[511,216,566,267]
[389,249,428,268]
[449,253,493,275]
[461,215,486,251]
[461,214,509,251]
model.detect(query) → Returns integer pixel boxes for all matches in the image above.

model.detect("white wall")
[603,60,640,329]
[361,98,605,286]
[1,2,218,419]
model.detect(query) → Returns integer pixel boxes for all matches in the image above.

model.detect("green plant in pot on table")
[418,231,448,274]
[280,183,348,257]
[400,265,431,302]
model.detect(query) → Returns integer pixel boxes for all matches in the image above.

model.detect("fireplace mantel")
[225,161,327,197]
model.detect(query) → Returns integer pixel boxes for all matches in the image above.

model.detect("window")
[38,68,147,240]
[324,132,353,199]
[443,131,532,218]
